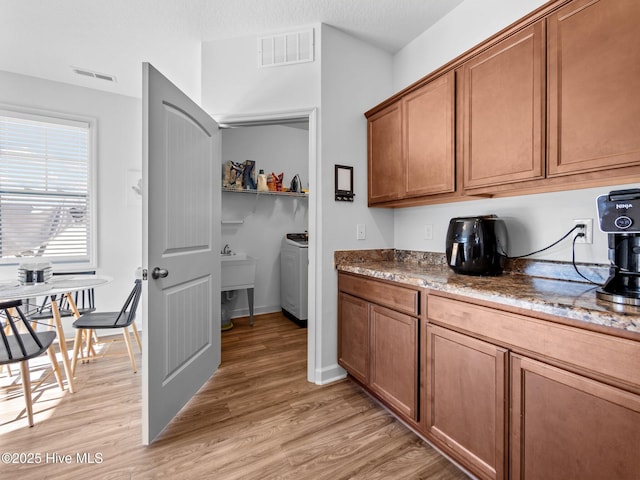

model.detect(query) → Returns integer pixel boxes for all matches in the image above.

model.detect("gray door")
[142,63,221,444]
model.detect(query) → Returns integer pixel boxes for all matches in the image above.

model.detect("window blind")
[0,110,93,264]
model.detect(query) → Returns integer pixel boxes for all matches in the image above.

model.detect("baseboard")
[314,363,348,385]
[230,304,281,319]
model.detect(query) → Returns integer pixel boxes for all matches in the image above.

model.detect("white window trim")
[0,104,98,271]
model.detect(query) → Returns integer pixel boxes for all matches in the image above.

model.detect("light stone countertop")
[335,250,640,338]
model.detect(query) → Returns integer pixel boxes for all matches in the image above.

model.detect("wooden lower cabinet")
[428,293,640,479]
[338,273,421,425]
[510,354,640,480]
[369,304,418,420]
[338,292,369,385]
[426,324,507,480]
[339,279,640,479]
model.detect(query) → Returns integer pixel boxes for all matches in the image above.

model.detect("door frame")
[216,108,318,383]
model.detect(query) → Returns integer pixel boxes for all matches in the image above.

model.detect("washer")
[280,233,308,327]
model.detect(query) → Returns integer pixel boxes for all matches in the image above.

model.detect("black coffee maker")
[596,188,640,306]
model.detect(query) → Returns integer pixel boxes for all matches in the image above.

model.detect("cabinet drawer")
[339,273,419,316]
[427,295,640,391]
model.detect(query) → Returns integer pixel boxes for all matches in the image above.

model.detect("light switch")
[356,224,366,240]
[424,224,433,240]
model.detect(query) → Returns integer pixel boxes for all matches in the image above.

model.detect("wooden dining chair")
[71,279,142,374]
[0,300,61,427]
[25,270,99,384]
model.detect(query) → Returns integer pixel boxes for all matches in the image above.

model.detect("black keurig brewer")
[596,188,640,306]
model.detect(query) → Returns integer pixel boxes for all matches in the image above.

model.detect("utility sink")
[221,253,256,291]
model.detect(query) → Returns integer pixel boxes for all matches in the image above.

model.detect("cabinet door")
[510,355,640,480]
[548,0,640,176]
[369,304,418,421]
[367,102,403,204]
[426,324,507,480]
[338,292,369,384]
[462,21,545,189]
[403,71,455,197]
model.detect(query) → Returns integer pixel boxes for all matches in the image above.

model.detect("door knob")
[152,267,169,279]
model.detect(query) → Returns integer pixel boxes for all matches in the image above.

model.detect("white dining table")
[0,275,112,393]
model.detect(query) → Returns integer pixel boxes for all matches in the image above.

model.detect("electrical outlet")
[424,224,433,240]
[356,223,366,240]
[573,218,593,244]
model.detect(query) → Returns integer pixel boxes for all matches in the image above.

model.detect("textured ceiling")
[0,0,464,98]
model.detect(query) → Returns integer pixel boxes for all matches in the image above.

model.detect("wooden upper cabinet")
[462,21,545,189]
[403,71,455,197]
[368,103,403,204]
[548,0,640,176]
[367,72,455,205]
[365,0,640,206]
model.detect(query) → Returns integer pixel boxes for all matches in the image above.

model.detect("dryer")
[280,233,308,327]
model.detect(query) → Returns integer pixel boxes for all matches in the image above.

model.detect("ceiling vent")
[258,29,314,68]
[71,66,117,82]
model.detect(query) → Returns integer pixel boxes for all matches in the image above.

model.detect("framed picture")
[335,165,354,201]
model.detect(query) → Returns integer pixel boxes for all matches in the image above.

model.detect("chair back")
[30,270,96,319]
[113,279,142,328]
[1,300,45,363]
[57,270,96,312]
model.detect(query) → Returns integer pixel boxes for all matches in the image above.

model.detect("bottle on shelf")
[257,169,269,192]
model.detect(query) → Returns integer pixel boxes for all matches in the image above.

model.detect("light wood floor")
[1,312,468,480]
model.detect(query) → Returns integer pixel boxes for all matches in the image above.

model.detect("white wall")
[201,27,321,116]
[319,25,394,382]
[0,70,142,333]
[222,124,309,190]
[202,25,394,383]
[392,0,634,265]
[392,0,550,91]
[202,27,323,384]
[394,184,638,265]
[221,125,309,316]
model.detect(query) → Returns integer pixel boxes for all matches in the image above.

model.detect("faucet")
[222,244,231,255]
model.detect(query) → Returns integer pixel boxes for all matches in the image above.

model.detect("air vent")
[71,66,117,82]
[258,29,314,68]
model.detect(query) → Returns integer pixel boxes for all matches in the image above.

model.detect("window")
[0,107,96,266]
